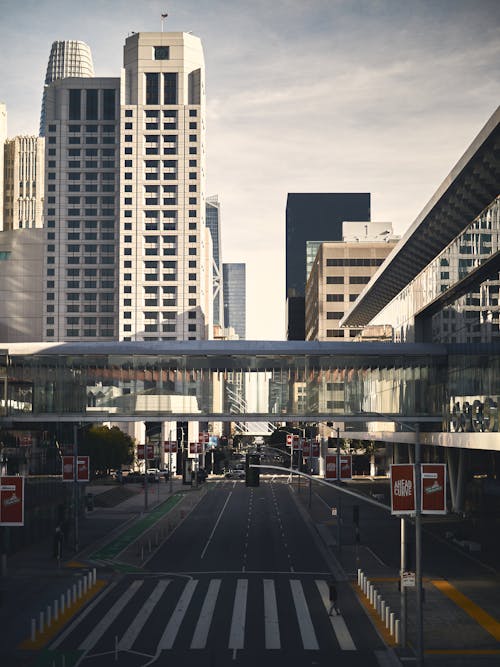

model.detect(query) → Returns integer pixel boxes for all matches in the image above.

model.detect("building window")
[326,294,344,302]
[86,89,98,120]
[154,46,170,60]
[69,89,81,120]
[103,89,116,120]
[163,72,178,104]
[349,276,371,284]
[326,330,345,338]
[327,312,344,319]
[145,72,159,105]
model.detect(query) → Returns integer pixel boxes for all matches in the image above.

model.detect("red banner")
[422,463,447,514]
[302,441,311,457]
[77,456,90,482]
[137,444,155,460]
[390,464,416,514]
[0,476,25,525]
[164,441,178,454]
[62,455,75,482]
[189,442,203,454]
[325,455,338,479]
[312,442,320,457]
[340,455,352,480]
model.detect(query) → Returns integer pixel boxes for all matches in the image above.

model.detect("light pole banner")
[421,463,447,514]
[340,455,352,480]
[0,476,25,526]
[77,456,90,482]
[325,455,338,479]
[62,455,75,481]
[164,441,178,453]
[390,464,416,514]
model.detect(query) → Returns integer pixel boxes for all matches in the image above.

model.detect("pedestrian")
[328,578,340,616]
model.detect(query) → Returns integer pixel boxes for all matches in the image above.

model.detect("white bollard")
[357,569,362,586]
[39,611,44,634]
[31,618,36,642]
[77,580,82,599]
[46,605,52,627]
[83,576,88,595]
[381,600,386,620]
[376,594,381,614]
[395,619,400,644]
[72,584,77,605]
[385,605,390,629]
[66,589,71,610]
[54,599,59,621]
[60,593,65,615]
[390,612,395,635]
[88,572,93,590]
[92,568,96,585]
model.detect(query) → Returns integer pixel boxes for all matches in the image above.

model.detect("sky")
[1,0,499,339]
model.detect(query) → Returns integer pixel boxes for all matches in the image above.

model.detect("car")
[146,468,161,482]
[225,470,245,480]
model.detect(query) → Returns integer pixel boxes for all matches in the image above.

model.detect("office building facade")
[305,222,398,341]
[206,195,223,328]
[0,102,6,230]
[40,40,94,137]
[286,192,371,340]
[223,263,246,339]
[3,136,45,230]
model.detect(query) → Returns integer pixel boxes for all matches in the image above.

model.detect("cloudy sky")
[1,0,499,339]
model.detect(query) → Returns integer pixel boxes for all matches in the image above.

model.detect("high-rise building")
[40,40,94,137]
[206,195,223,328]
[0,102,7,231]
[121,32,211,341]
[3,136,45,230]
[223,263,246,339]
[305,222,398,341]
[286,193,371,339]
[42,76,121,341]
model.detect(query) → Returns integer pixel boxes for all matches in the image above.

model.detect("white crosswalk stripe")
[290,579,319,650]
[190,578,221,649]
[64,577,357,654]
[118,579,170,650]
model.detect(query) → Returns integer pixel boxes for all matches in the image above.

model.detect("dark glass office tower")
[223,263,246,339]
[206,195,223,327]
[286,193,371,339]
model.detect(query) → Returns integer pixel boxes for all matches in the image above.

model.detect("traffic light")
[245,453,260,487]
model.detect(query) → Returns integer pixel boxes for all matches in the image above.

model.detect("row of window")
[49,136,116,145]
[47,329,115,338]
[326,294,359,302]
[326,258,385,267]
[326,276,371,284]
[325,330,358,338]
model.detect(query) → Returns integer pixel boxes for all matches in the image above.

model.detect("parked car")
[225,470,245,480]
[146,468,161,482]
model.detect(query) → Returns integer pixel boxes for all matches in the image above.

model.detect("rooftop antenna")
[161,11,168,32]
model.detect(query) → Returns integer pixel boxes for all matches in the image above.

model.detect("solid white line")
[228,579,248,650]
[290,580,319,650]
[118,580,170,650]
[158,579,197,649]
[200,492,232,559]
[79,580,143,651]
[263,579,281,649]
[190,579,221,649]
[315,580,356,650]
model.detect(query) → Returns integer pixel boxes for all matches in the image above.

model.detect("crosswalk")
[53,576,357,656]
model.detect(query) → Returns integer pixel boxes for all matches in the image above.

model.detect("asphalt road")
[46,478,388,666]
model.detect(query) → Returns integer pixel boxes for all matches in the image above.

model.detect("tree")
[79,425,134,477]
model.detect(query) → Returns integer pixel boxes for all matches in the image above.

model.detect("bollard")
[46,605,52,628]
[60,593,65,615]
[390,611,395,635]
[357,569,361,586]
[364,578,369,596]
[72,584,77,605]
[31,618,36,642]
[376,594,381,614]
[381,600,386,620]
[39,611,44,634]
[395,619,400,644]
[78,580,82,599]
[92,568,96,585]
[66,589,71,610]
[83,576,88,595]
[141,545,144,561]
[385,605,390,629]
[54,599,59,621]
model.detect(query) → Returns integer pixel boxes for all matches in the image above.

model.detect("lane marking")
[263,579,281,649]
[316,580,356,650]
[432,580,500,641]
[290,579,319,650]
[228,579,248,650]
[118,579,170,650]
[200,492,232,559]
[79,579,143,650]
[158,579,198,649]
[190,579,221,649]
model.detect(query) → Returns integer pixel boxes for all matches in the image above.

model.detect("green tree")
[79,425,134,477]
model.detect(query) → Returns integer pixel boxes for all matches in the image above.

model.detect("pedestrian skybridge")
[1,341,499,431]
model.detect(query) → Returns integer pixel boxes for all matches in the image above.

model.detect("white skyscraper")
[120,32,212,341]
[0,102,7,230]
[40,40,94,137]
[3,136,45,230]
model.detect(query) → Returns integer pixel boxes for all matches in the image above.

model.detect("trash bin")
[86,493,94,511]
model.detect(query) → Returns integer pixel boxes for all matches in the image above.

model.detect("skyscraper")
[3,136,45,230]
[0,102,7,231]
[120,32,212,341]
[285,192,371,339]
[40,40,94,137]
[206,195,223,328]
[223,263,246,339]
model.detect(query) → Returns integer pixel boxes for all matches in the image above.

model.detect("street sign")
[340,454,352,480]
[421,463,447,514]
[62,455,75,482]
[325,455,338,480]
[390,464,416,514]
[331,506,337,517]
[77,456,90,482]
[402,571,416,587]
[0,476,25,526]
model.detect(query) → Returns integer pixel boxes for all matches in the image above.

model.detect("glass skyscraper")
[206,195,223,327]
[223,263,246,339]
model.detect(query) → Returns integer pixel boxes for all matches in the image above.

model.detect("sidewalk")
[0,476,204,665]
[292,477,500,666]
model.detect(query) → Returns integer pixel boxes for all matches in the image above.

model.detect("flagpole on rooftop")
[161,11,168,32]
